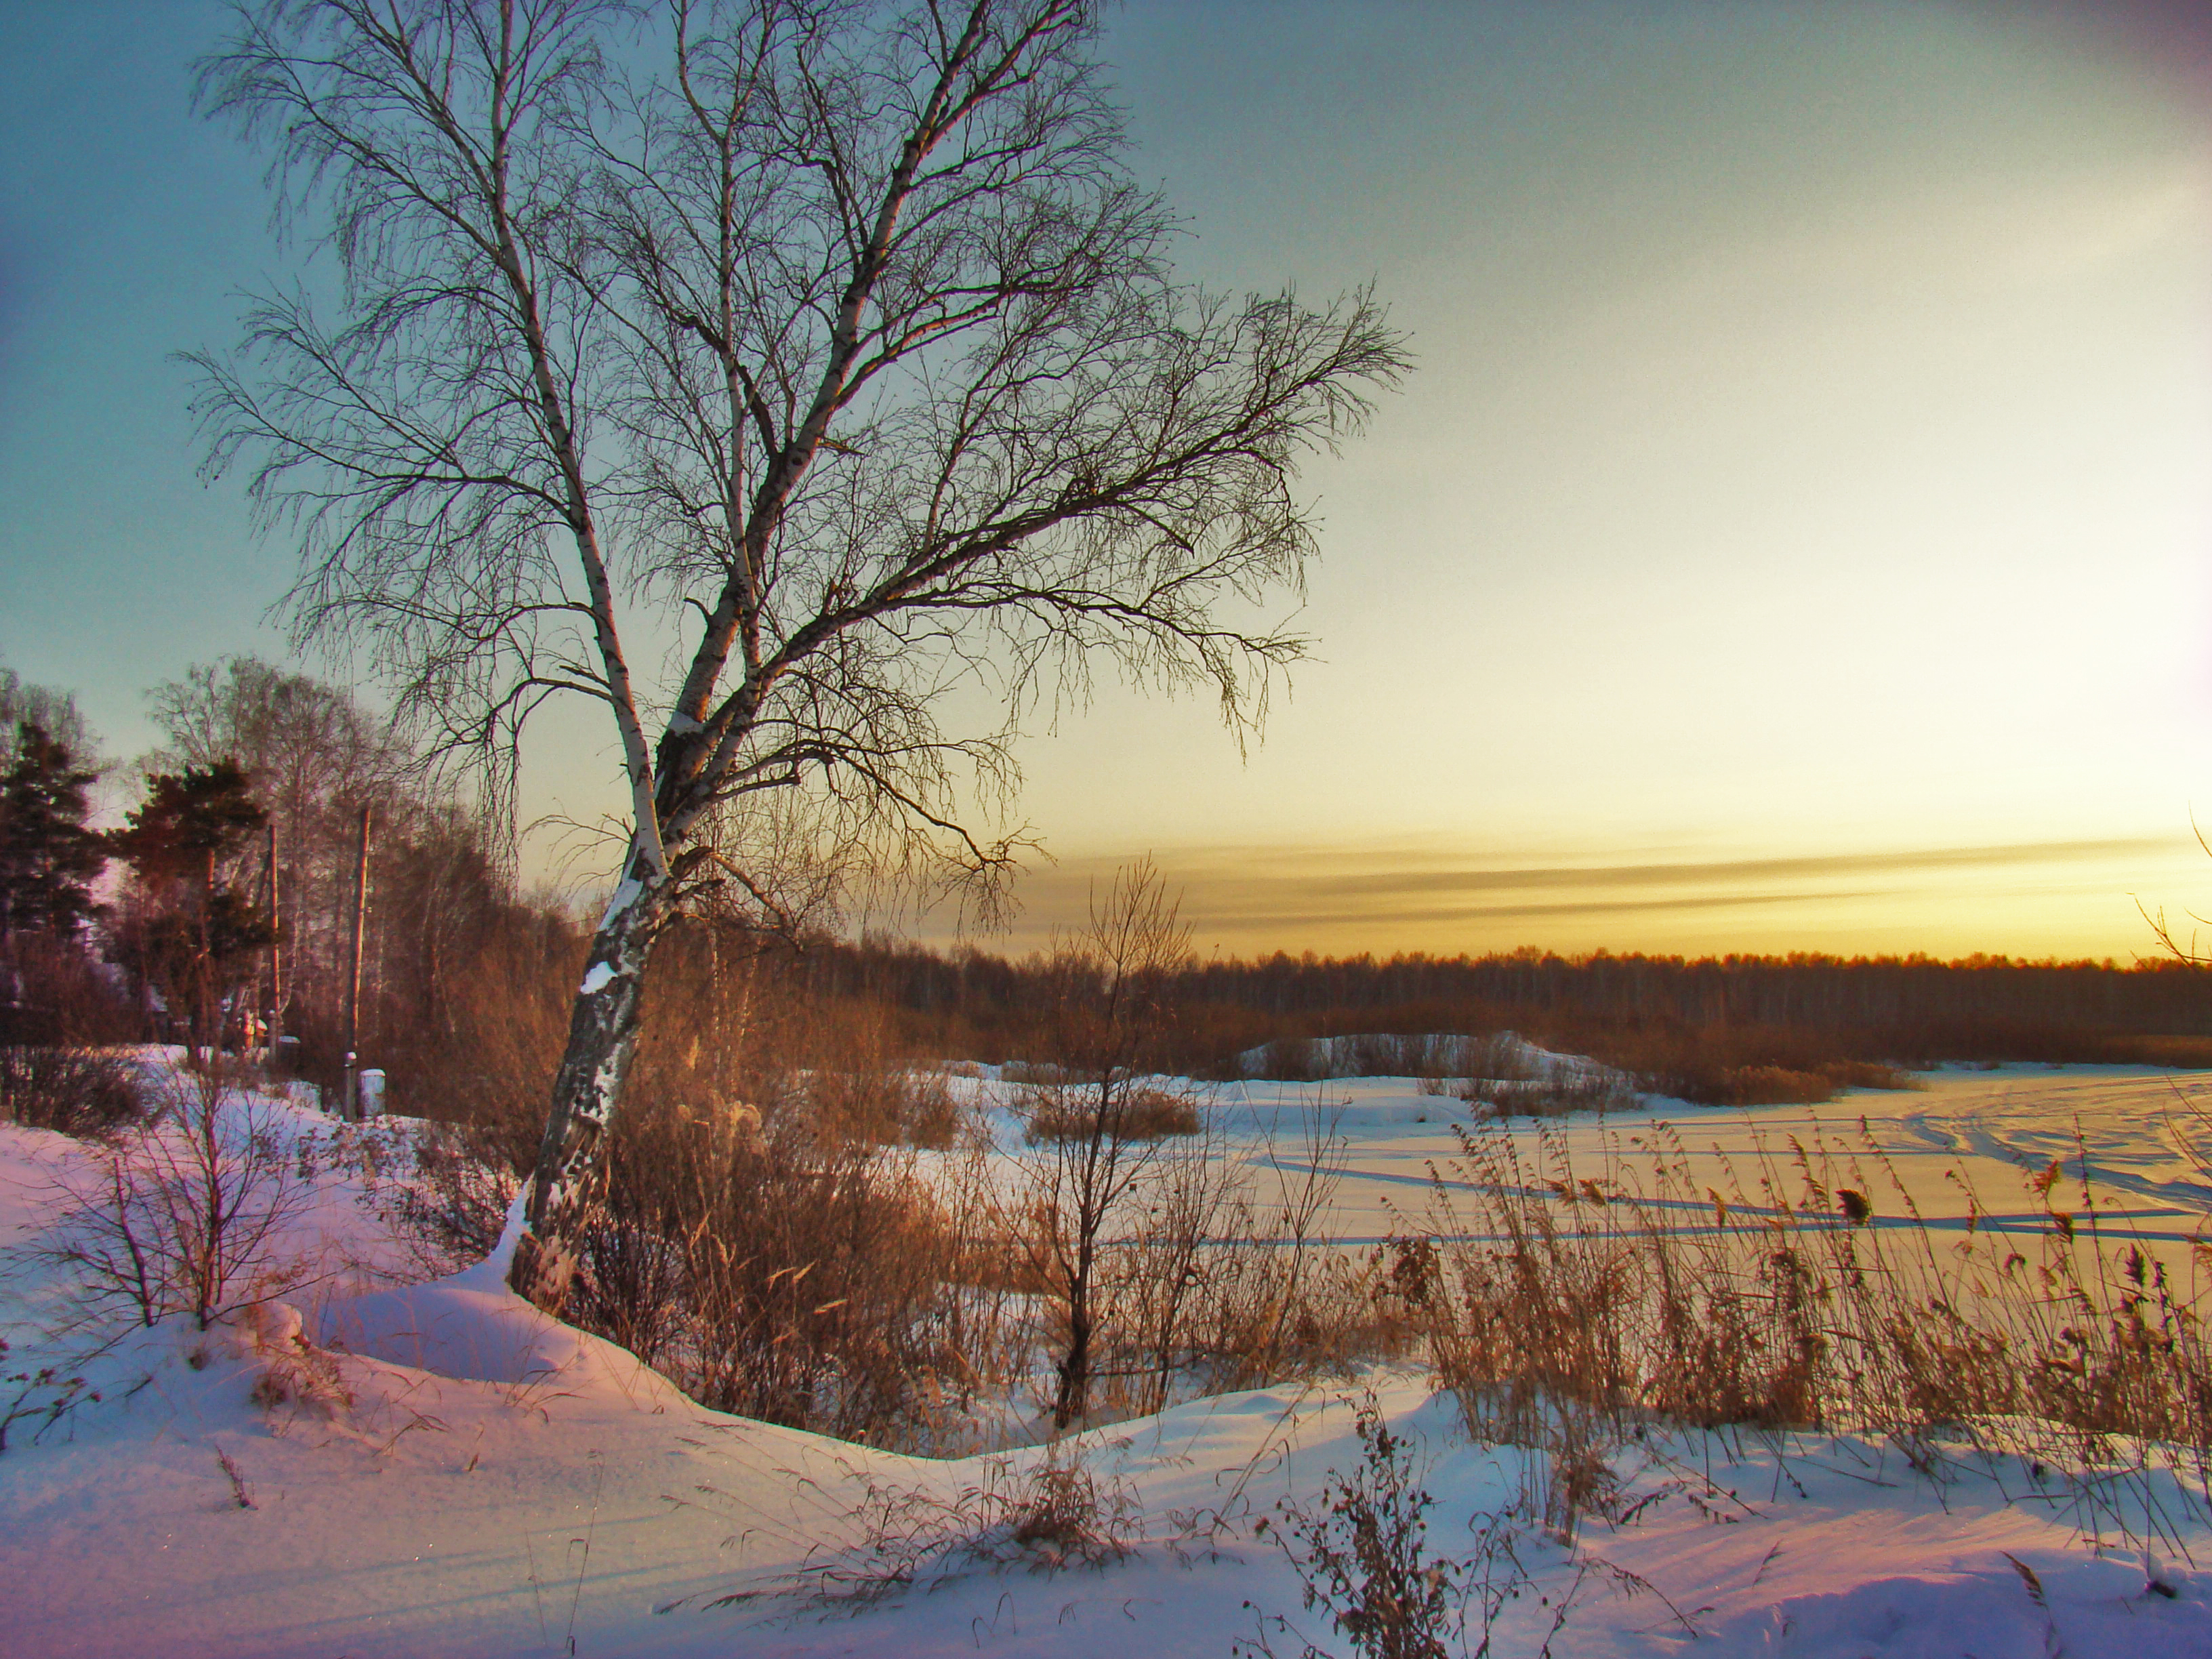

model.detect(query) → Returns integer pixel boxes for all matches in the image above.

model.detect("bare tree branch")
[191,0,1409,1298]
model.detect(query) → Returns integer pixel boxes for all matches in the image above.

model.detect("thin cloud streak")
[1258,838,2176,901]
[981,834,2192,956]
[1181,888,1902,934]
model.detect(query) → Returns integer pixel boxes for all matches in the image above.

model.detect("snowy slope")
[2,1068,2210,1657]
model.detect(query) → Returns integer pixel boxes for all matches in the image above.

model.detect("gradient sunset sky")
[3,1,2210,960]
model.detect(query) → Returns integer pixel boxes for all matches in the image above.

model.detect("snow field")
[0,1060,2209,1655]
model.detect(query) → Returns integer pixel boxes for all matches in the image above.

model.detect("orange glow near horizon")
[901,830,2212,964]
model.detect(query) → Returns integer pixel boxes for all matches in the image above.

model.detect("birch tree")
[193,0,1408,1303]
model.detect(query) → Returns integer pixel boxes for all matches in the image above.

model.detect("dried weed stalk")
[782,1437,1139,1608]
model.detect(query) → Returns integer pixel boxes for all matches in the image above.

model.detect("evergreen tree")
[0,720,107,939]
[108,761,274,1049]
[110,761,266,901]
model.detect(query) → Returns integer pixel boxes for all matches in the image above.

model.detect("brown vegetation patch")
[1023,1086,1201,1143]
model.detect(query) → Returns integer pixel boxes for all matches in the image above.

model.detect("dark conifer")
[0,720,107,939]
[108,761,274,1050]
[109,761,266,900]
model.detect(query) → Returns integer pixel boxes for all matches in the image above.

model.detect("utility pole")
[262,821,282,1068]
[340,804,371,1121]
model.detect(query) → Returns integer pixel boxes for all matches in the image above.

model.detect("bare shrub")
[1597,1028,1921,1107]
[0,1046,146,1138]
[1024,1084,1200,1144]
[1424,1031,1639,1120]
[996,1095,1385,1428]
[1241,1396,1521,1659]
[1463,1070,1635,1120]
[1706,1063,1836,1106]
[991,1105,1376,1432]
[391,1119,520,1278]
[1284,1402,1462,1659]
[1816,1058,1913,1091]
[43,1063,312,1332]
[1007,861,1202,1429]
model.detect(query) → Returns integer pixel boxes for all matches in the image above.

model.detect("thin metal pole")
[340,805,371,1120]
[263,821,282,1067]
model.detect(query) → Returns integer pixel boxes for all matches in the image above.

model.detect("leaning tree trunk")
[507,846,670,1307]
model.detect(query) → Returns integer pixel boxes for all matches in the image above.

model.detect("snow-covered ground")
[1273,1063,2212,1254]
[962,1057,2212,1275]
[3,1060,2211,1656]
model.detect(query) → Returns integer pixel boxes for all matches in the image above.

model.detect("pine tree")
[108,761,273,1051]
[0,721,107,939]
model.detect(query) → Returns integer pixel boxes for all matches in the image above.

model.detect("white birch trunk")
[507,838,668,1305]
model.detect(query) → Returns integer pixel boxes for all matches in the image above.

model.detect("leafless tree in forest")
[0,670,100,775]
[148,659,556,1104]
[148,658,412,1042]
[192,0,1408,1303]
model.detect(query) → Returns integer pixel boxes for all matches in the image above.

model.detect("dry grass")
[741,1435,1141,1612]
[1023,1084,1200,1143]
[567,1109,992,1446]
[405,1065,1391,1449]
[1412,1115,2212,1550]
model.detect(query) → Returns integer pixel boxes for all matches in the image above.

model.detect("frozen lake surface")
[950,1061,2212,1284]
[1211,1064,2212,1252]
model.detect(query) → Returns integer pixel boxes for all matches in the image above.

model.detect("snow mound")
[319,1195,685,1405]
[322,1276,607,1387]
[1699,1557,2208,1658]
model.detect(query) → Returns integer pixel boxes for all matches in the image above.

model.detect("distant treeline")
[793,941,2212,1083]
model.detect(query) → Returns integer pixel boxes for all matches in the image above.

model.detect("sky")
[2,0,2210,962]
